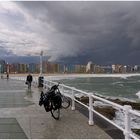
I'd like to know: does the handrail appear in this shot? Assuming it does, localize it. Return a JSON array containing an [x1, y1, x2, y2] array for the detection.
[[10, 76, 140, 139], [92, 108, 124, 131], [43, 79, 140, 139], [91, 94, 124, 110]]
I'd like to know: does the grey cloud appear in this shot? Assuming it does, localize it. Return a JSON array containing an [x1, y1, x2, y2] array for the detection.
[[1, 1, 140, 64], [0, 46, 14, 57]]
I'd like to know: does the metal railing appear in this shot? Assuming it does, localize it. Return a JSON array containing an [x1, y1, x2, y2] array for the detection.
[[43, 79, 140, 139], [11, 76, 140, 139]]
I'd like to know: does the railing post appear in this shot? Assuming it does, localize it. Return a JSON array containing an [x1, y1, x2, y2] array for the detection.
[[61, 85, 64, 94], [123, 105, 132, 139], [36, 78, 38, 86], [49, 82, 51, 88], [71, 88, 75, 110], [47, 81, 49, 89], [88, 93, 94, 125], [35, 78, 37, 86]]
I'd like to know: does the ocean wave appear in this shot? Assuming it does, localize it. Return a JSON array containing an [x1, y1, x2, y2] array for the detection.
[[113, 110, 140, 129], [93, 92, 136, 102], [44, 76, 76, 81], [42, 73, 140, 80], [136, 91, 140, 99], [120, 76, 127, 79], [112, 81, 122, 85], [12, 73, 140, 81], [46, 73, 140, 79], [93, 101, 112, 107], [118, 84, 124, 87], [112, 81, 124, 87]]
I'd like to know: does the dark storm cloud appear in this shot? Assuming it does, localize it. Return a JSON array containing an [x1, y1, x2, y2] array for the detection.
[[1, 1, 140, 64], [0, 45, 13, 56]]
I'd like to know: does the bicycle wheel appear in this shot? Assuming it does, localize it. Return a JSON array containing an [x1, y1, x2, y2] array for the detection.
[[61, 96, 70, 109], [51, 107, 60, 120], [50, 101, 60, 120]]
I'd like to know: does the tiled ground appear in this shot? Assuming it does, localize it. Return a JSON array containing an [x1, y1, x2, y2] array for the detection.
[[0, 79, 33, 138], [0, 118, 27, 139], [0, 78, 112, 139], [0, 79, 33, 108]]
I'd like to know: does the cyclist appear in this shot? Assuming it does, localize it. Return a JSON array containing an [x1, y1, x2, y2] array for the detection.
[[26, 73, 33, 89]]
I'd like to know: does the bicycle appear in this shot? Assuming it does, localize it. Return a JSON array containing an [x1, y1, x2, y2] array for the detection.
[[39, 83, 70, 120]]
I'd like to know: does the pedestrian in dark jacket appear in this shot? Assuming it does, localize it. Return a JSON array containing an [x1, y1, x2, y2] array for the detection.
[[26, 73, 33, 89], [6, 72, 9, 80]]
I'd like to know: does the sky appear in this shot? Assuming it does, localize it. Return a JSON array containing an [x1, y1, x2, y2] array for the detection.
[[0, 1, 140, 65]]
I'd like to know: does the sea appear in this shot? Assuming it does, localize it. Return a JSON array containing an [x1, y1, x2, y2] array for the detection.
[[46, 74, 140, 102]]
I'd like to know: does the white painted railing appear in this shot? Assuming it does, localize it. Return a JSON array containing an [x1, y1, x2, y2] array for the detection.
[[43, 79, 140, 139], [11, 76, 140, 139]]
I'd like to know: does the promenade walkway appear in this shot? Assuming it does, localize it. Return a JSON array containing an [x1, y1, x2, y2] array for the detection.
[[0, 78, 111, 139]]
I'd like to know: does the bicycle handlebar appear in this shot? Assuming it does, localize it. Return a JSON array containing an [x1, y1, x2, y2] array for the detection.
[[50, 82, 60, 91]]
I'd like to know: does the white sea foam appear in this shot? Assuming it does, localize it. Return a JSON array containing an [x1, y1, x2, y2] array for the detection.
[[44, 73, 140, 80], [93, 100, 140, 130], [136, 91, 140, 99], [93, 98, 140, 130], [120, 76, 128, 79], [112, 81, 124, 87], [93, 101, 112, 107], [13, 73, 140, 81], [118, 84, 124, 87], [93, 92, 136, 102], [113, 110, 140, 129], [112, 81, 122, 85]]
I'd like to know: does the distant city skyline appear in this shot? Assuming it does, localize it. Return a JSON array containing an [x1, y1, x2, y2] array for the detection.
[[1, 1, 140, 65], [1, 58, 140, 74]]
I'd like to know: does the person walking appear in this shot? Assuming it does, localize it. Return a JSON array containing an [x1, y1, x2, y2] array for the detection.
[[6, 72, 9, 80], [26, 73, 33, 89]]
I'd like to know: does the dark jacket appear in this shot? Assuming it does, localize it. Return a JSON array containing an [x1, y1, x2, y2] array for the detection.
[[26, 74, 33, 83]]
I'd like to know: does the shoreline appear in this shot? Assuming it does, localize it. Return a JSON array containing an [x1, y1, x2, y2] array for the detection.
[[8, 73, 140, 77]]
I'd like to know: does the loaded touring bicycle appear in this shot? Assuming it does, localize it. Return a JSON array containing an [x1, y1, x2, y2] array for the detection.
[[39, 83, 70, 120]]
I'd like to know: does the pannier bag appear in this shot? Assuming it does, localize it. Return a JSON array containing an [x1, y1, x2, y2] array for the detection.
[[39, 92, 51, 112], [53, 94, 62, 109]]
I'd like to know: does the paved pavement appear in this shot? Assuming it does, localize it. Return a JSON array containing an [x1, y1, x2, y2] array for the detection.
[[0, 78, 112, 139]]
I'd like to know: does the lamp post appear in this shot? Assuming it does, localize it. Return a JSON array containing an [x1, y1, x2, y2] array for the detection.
[[6, 62, 9, 79], [40, 51, 43, 76], [0, 64, 1, 79], [38, 51, 44, 87], [0, 64, 3, 79]]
